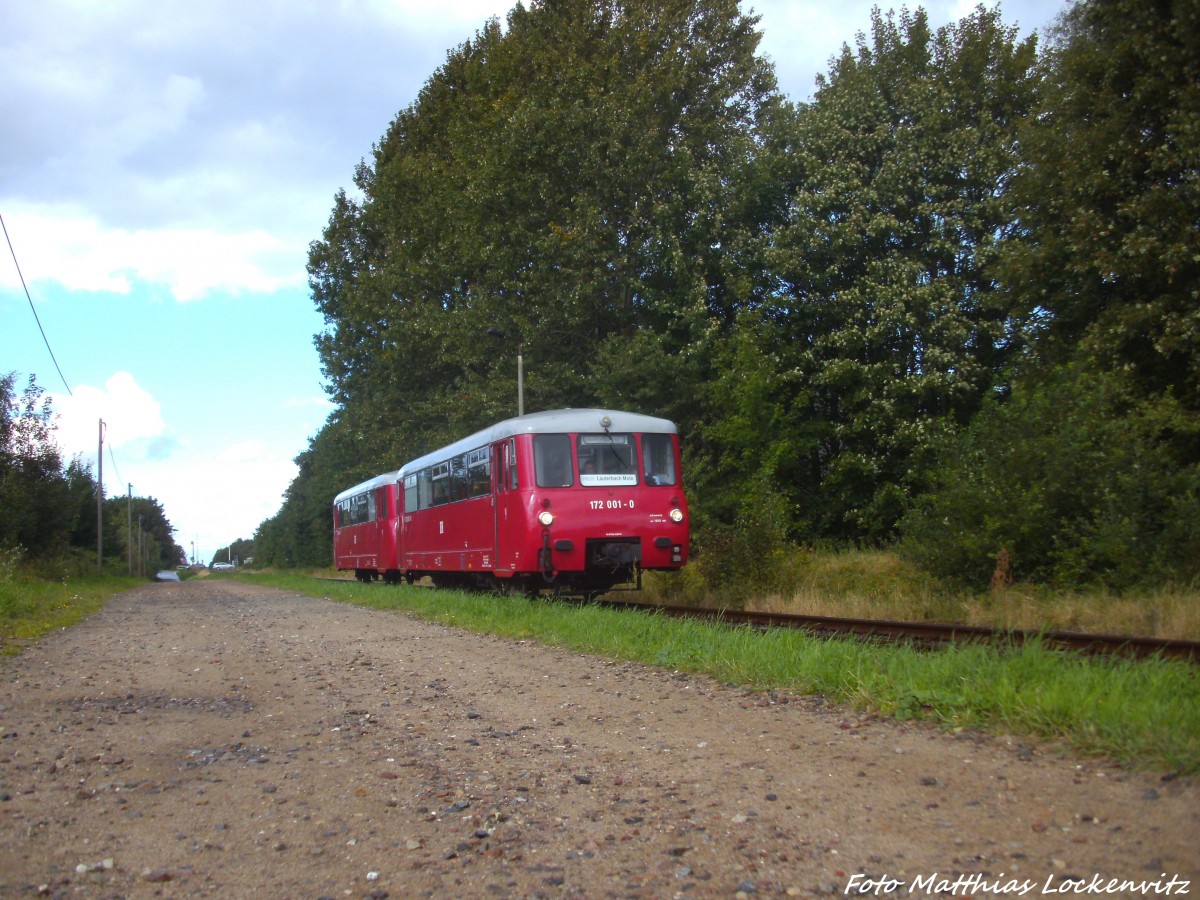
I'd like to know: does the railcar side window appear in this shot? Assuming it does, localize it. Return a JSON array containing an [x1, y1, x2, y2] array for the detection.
[[468, 448, 490, 498], [641, 433, 677, 486], [417, 469, 433, 510], [344, 491, 373, 525], [509, 438, 519, 490], [449, 455, 469, 503], [431, 462, 450, 506], [578, 434, 637, 486], [534, 434, 573, 488], [404, 475, 417, 512]]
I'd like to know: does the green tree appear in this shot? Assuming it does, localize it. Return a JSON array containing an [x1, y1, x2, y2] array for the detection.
[[253, 417, 359, 568], [901, 0, 1200, 591], [66, 457, 105, 554], [116, 495, 184, 572], [1002, 0, 1200, 408], [210, 537, 254, 569], [0, 372, 72, 556], [266, 0, 781, 566], [311, 0, 776, 450], [900, 362, 1200, 589], [702, 6, 1039, 541], [1, 372, 185, 573]]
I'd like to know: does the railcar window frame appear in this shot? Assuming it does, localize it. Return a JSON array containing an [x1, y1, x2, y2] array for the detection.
[[468, 447, 490, 498], [404, 474, 418, 513], [640, 433, 677, 486], [533, 434, 574, 488], [449, 454, 469, 503], [577, 433, 637, 487], [408, 444, 494, 511], [431, 461, 451, 506]]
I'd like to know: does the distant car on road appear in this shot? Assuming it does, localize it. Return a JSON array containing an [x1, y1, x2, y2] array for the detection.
[[211, 562, 235, 571]]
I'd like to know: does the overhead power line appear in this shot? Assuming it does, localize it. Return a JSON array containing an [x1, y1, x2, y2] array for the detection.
[[1, 210, 125, 490], [1, 210, 73, 396]]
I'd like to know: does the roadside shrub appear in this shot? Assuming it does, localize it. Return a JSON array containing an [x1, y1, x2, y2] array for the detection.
[[0, 545, 23, 583], [647, 479, 795, 609], [900, 363, 1200, 591]]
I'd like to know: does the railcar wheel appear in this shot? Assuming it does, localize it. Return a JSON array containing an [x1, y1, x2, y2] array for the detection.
[[510, 577, 538, 599]]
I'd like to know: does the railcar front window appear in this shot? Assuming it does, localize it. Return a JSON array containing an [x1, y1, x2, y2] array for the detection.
[[641, 433, 677, 486], [578, 434, 637, 486], [534, 434, 574, 488]]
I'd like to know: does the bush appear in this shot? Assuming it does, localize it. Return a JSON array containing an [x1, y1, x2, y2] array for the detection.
[[899, 362, 1200, 591], [646, 479, 796, 609]]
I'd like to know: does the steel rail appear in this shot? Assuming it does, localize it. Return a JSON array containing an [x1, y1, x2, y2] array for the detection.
[[312, 576, 1198, 662], [591, 599, 1200, 663]]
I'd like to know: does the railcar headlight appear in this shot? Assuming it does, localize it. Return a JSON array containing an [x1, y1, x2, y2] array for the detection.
[[669, 508, 684, 523], [538, 510, 555, 527]]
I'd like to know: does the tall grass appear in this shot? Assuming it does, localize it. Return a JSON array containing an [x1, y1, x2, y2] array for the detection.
[[0, 571, 143, 653], [642, 548, 1200, 640], [250, 572, 1200, 774]]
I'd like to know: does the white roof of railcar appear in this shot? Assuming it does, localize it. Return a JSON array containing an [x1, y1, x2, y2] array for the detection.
[[333, 469, 402, 505], [397, 408, 677, 479], [333, 409, 678, 503]]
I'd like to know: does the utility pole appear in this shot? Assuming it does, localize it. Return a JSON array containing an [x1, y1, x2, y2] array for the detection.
[[97, 419, 104, 574], [127, 483, 133, 576], [486, 328, 525, 417]]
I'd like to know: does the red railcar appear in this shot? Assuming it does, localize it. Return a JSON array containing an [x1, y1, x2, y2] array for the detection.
[[332, 471, 402, 582], [333, 409, 689, 595]]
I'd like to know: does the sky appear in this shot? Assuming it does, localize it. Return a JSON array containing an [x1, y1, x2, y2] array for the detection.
[[1, 0, 1066, 566]]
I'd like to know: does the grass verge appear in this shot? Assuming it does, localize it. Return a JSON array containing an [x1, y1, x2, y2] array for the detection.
[[644, 548, 1200, 640], [247, 572, 1200, 774], [0, 573, 144, 654]]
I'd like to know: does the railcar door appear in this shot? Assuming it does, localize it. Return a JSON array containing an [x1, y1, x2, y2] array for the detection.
[[491, 439, 519, 577], [375, 485, 394, 570]]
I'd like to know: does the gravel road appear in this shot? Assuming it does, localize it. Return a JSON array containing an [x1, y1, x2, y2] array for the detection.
[[1, 579, 1195, 898]]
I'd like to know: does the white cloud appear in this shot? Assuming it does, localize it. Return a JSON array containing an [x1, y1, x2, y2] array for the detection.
[[218, 440, 274, 465], [285, 394, 335, 410], [368, 0, 510, 28], [50, 371, 166, 460], [47, 372, 301, 557], [159, 440, 300, 554], [1, 1, 516, 302], [0, 204, 303, 300]]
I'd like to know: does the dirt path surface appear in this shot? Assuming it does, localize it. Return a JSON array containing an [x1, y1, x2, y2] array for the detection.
[[0, 580, 1195, 899]]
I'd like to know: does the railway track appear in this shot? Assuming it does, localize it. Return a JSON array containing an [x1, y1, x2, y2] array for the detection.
[[594, 598, 1200, 663], [313, 576, 1199, 662]]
